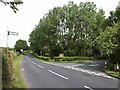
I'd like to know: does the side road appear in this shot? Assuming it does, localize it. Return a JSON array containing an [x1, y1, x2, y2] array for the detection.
[[20, 55, 119, 89]]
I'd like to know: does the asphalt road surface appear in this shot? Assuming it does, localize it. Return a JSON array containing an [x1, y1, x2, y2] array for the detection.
[[20, 55, 119, 89]]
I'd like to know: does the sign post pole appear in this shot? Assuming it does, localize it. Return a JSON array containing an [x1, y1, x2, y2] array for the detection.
[[7, 30, 9, 54]]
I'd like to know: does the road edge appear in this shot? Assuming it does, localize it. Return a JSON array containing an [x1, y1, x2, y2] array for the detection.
[[104, 69, 120, 79]]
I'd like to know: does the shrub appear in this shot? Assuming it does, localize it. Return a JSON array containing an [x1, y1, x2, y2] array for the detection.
[[107, 62, 114, 70], [38, 56, 49, 61], [53, 56, 94, 62], [2, 49, 14, 88]]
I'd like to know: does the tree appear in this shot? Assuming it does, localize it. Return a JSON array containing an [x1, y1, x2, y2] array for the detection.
[[14, 39, 29, 53], [0, 0, 23, 13], [29, 1, 105, 58], [109, 7, 120, 64], [95, 25, 118, 58]]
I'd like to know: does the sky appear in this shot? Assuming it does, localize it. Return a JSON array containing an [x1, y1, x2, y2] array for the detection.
[[0, 0, 120, 48]]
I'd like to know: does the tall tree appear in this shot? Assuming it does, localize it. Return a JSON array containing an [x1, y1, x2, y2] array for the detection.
[[29, 1, 105, 58], [109, 7, 120, 64], [14, 39, 29, 53]]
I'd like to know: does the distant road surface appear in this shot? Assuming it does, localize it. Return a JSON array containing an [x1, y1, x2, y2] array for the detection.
[[20, 55, 119, 89]]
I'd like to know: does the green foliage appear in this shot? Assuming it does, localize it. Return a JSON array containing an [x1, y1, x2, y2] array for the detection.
[[95, 26, 118, 57], [105, 69, 120, 78], [29, 1, 105, 58], [29, 1, 120, 66], [53, 56, 94, 61], [2, 49, 26, 89], [37, 55, 94, 62], [2, 49, 14, 88], [12, 55, 26, 88], [109, 21, 120, 64], [14, 39, 29, 53], [38, 56, 50, 61], [114, 7, 120, 20]]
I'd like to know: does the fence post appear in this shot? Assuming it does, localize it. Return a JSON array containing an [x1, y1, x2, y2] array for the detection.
[[117, 63, 119, 73], [105, 61, 107, 69]]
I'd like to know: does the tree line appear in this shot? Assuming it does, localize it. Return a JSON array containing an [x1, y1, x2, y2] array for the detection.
[[29, 1, 120, 64]]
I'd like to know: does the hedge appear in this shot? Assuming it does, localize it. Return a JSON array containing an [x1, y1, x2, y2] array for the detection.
[[37, 55, 94, 61], [2, 49, 14, 88]]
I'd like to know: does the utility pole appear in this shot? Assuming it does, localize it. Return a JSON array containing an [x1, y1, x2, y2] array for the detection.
[[7, 27, 9, 54], [6, 26, 18, 54]]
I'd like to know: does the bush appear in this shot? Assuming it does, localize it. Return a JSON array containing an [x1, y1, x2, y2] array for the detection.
[[2, 50, 14, 88], [109, 45, 120, 64], [38, 56, 49, 61], [53, 56, 94, 62], [107, 62, 114, 70]]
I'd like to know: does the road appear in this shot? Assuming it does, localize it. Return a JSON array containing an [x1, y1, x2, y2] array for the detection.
[[20, 55, 119, 89]]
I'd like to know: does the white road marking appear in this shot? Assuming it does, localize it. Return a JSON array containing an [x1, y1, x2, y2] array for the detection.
[[89, 71, 96, 74], [84, 86, 94, 90], [21, 69, 24, 71], [84, 70, 89, 73], [74, 68, 79, 71], [31, 62, 34, 64], [64, 66, 68, 68], [89, 64, 99, 67], [27, 56, 115, 79], [102, 75, 113, 79], [64, 66, 115, 79], [48, 70, 68, 80], [78, 69, 82, 71], [80, 69, 86, 72], [98, 73, 106, 76], [27, 56, 45, 69], [71, 67, 75, 70], [37, 64, 44, 68], [31, 61, 36, 65], [67, 66, 70, 68], [94, 72, 101, 76], [27, 57, 34, 62], [27, 57, 31, 61], [33, 62, 36, 64]]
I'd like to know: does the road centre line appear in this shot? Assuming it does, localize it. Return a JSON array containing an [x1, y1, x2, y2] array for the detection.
[[48, 70, 68, 80], [27, 56, 31, 60], [27, 56, 36, 64], [27, 57, 114, 79], [37, 64, 44, 68], [27, 57, 44, 68], [84, 85, 94, 90], [32, 62, 36, 64]]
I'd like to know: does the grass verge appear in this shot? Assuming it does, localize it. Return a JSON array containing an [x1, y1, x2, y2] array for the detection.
[[12, 55, 26, 88], [105, 69, 120, 79]]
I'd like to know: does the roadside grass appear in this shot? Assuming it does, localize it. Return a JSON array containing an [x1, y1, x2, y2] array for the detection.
[[105, 69, 120, 78], [12, 55, 26, 88]]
